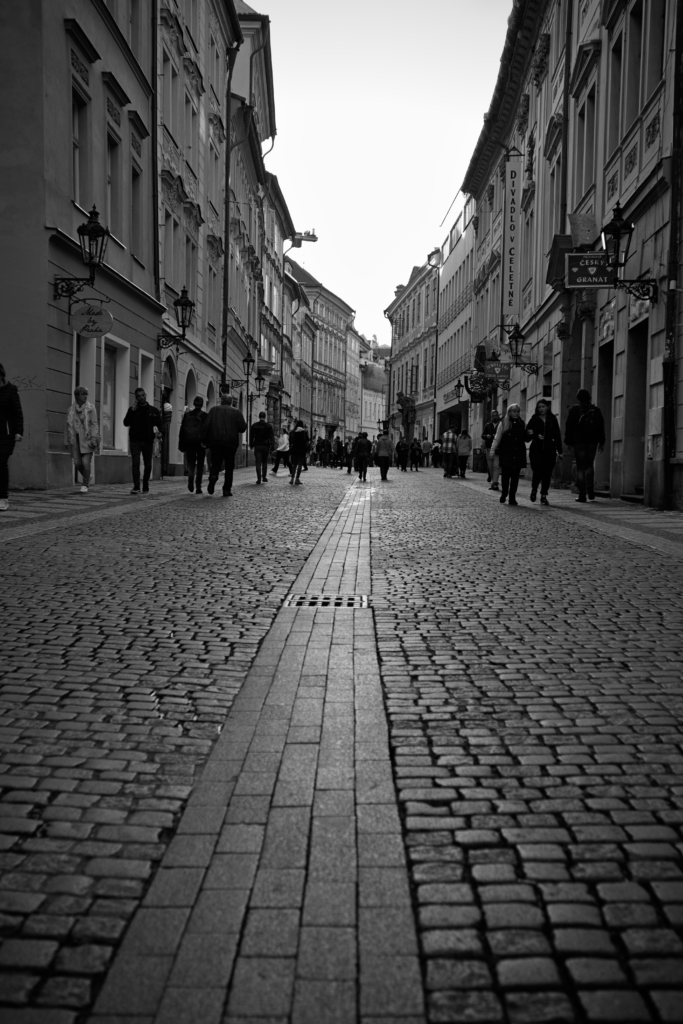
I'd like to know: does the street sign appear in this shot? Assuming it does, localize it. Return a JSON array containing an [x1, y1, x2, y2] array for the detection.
[[484, 361, 511, 378], [71, 304, 114, 336], [565, 252, 613, 288]]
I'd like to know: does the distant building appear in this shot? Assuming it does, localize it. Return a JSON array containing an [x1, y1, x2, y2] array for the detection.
[[384, 264, 438, 442]]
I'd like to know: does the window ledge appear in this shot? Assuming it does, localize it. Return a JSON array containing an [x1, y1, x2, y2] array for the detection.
[[132, 254, 145, 269], [108, 233, 127, 251]]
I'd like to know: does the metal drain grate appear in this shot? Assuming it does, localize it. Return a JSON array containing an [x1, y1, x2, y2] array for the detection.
[[284, 594, 369, 608]]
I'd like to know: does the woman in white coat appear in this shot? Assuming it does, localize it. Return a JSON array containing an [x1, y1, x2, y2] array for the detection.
[[65, 386, 100, 492]]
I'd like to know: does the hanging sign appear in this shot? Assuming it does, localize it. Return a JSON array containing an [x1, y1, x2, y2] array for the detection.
[[71, 304, 114, 337], [565, 252, 612, 288], [484, 360, 512, 378], [502, 155, 523, 319]]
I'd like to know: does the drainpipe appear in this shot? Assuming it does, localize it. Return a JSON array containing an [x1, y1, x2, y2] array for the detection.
[[663, 0, 683, 508], [151, 1, 160, 305], [220, 44, 241, 389]]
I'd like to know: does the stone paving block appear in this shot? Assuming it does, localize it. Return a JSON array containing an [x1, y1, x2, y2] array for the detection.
[[163, 834, 217, 867], [186, 888, 249, 934], [504, 991, 575, 1023], [260, 807, 311, 869], [216, 824, 265, 854], [154, 986, 225, 1024], [227, 956, 296, 1017], [309, 816, 356, 882], [579, 989, 652, 1021], [360, 956, 424, 1016], [142, 868, 204, 907], [496, 956, 561, 988], [291, 979, 356, 1024], [117, 907, 189, 955], [93, 955, 173, 1015], [168, 931, 239, 988], [297, 926, 356, 979], [302, 881, 356, 926], [241, 908, 301, 957], [251, 868, 306, 908], [428, 990, 503, 1022]]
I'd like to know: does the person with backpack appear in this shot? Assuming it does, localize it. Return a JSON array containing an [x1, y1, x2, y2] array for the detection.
[[564, 388, 606, 503], [201, 392, 247, 497], [249, 410, 275, 484], [178, 396, 208, 494]]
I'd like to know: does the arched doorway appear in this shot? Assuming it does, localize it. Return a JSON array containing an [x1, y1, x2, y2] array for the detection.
[[185, 368, 197, 408], [206, 380, 215, 410]]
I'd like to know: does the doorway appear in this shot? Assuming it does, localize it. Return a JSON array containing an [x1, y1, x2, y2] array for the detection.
[[595, 340, 613, 492], [623, 321, 648, 495]]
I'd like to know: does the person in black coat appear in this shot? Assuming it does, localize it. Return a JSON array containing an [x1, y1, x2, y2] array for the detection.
[[490, 403, 527, 505], [564, 388, 606, 502], [526, 400, 562, 505], [355, 432, 372, 482], [0, 363, 24, 511], [288, 420, 310, 485]]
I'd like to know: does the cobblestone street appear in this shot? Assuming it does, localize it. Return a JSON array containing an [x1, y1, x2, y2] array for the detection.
[[1, 466, 682, 1024]]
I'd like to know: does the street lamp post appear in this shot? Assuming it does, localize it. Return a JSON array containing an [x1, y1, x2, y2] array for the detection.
[[157, 286, 196, 352], [427, 248, 441, 440], [53, 206, 111, 316], [223, 352, 265, 467]]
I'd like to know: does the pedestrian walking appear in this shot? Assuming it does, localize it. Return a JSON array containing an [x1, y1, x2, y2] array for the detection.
[[456, 429, 473, 478], [178, 396, 208, 494], [355, 432, 371, 481], [564, 388, 605, 503], [288, 419, 309, 485], [272, 429, 290, 475], [431, 441, 441, 468], [123, 387, 163, 494], [0, 363, 24, 512], [250, 410, 274, 484], [344, 437, 354, 474], [421, 437, 433, 467], [201, 392, 247, 497], [490, 403, 527, 505], [375, 431, 394, 481], [526, 400, 562, 505], [396, 436, 409, 472], [409, 438, 421, 471], [64, 386, 100, 493], [482, 410, 501, 489], [440, 426, 458, 478]]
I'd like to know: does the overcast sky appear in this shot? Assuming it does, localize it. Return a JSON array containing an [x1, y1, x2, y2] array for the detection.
[[254, 0, 512, 343]]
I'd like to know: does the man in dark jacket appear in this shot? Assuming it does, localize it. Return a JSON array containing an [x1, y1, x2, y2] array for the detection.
[[201, 392, 247, 496], [564, 388, 606, 503], [0, 363, 24, 511], [179, 396, 208, 494], [123, 388, 164, 494], [250, 411, 274, 484], [396, 436, 409, 472]]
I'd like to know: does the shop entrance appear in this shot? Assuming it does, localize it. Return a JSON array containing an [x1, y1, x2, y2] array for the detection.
[[595, 340, 613, 492], [623, 320, 648, 496]]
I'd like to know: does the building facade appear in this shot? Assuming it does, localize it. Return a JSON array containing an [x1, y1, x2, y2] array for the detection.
[[384, 263, 438, 443], [345, 322, 364, 437], [1, 0, 168, 488], [460, 0, 682, 508], [157, 0, 243, 474]]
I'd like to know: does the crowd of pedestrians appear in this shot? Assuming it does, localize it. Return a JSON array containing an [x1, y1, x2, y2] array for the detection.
[[0, 360, 607, 508]]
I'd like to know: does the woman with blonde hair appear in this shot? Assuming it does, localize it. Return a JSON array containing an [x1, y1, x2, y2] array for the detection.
[[65, 386, 100, 493], [490, 403, 527, 505]]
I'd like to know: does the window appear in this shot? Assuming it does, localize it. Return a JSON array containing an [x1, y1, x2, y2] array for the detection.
[[162, 51, 180, 139], [207, 265, 218, 328], [208, 141, 221, 210], [417, 293, 422, 323], [185, 235, 196, 299], [102, 343, 118, 448], [575, 87, 596, 201], [128, 0, 142, 60], [625, 1, 643, 128], [184, 0, 198, 41], [608, 35, 623, 154], [72, 90, 88, 206], [131, 164, 142, 257], [210, 35, 221, 95], [184, 93, 198, 169], [646, 0, 665, 99], [164, 210, 180, 289], [106, 134, 121, 237]]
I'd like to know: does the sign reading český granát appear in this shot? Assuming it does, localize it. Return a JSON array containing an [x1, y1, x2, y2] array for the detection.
[[502, 155, 523, 319], [565, 252, 612, 288]]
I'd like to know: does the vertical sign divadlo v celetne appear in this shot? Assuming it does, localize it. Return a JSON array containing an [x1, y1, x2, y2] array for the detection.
[[503, 155, 523, 322]]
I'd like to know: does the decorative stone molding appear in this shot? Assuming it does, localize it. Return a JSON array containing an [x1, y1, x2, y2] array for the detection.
[[128, 110, 150, 140], [161, 171, 188, 215], [161, 128, 182, 179], [183, 201, 203, 242], [71, 50, 89, 85], [160, 5, 184, 58], [578, 296, 597, 321], [645, 112, 660, 150], [599, 302, 615, 340], [209, 112, 226, 144], [102, 71, 130, 107], [184, 165, 198, 203], [607, 170, 619, 199], [624, 143, 638, 178], [65, 19, 100, 63], [531, 34, 550, 89], [544, 115, 563, 161], [207, 208, 221, 239], [183, 56, 205, 100], [580, 0, 590, 23], [472, 215, 479, 234], [555, 319, 571, 340], [106, 97, 121, 127], [521, 181, 536, 213], [206, 235, 224, 266], [516, 94, 530, 137], [486, 183, 495, 209], [526, 130, 536, 180], [570, 39, 601, 97], [131, 133, 141, 157]]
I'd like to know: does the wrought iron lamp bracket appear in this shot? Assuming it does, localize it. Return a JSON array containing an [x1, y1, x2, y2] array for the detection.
[[157, 332, 183, 351], [615, 279, 658, 303], [54, 275, 96, 320]]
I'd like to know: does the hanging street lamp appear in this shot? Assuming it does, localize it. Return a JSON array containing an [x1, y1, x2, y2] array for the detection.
[[53, 206, 111, 315], [601, 201, 658, 303], [157, 286, 196, 351]]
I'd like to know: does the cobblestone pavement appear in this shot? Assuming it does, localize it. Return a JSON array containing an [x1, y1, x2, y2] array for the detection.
[[0, 466, 682, 1024]]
